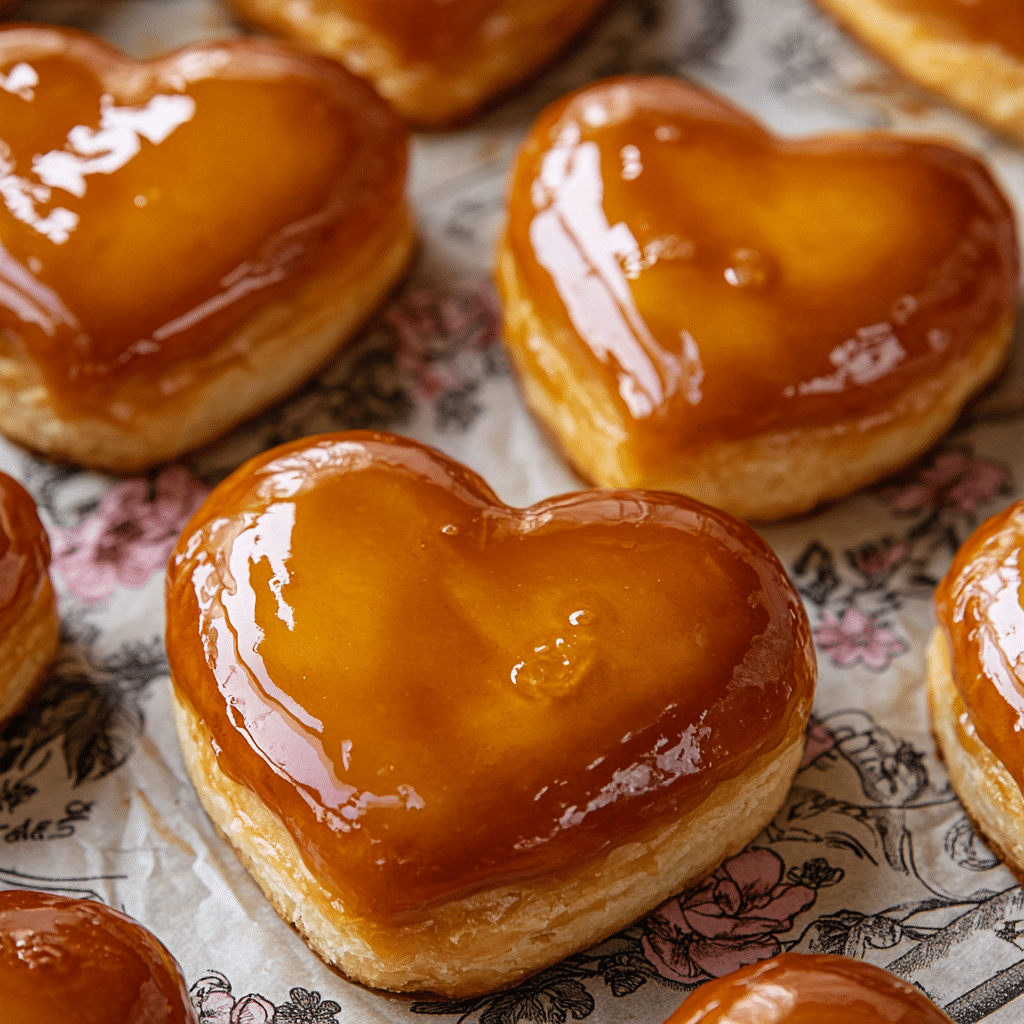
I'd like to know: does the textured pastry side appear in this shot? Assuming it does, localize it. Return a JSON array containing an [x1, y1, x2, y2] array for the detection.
[[498, 247, 1013, 521], [927, 629, 1024, 879], [221, 0, 607, 127], [0, 203, 414, 472], [816, 0, 1024, 143], [172, 690, 806, 998]]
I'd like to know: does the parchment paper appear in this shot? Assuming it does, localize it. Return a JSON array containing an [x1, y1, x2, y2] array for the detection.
[[4, 1, 1024, 1021]]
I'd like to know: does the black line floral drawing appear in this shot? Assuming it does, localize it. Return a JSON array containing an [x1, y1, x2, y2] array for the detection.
[[190, 972, 342, 1024], [792, 447, 1012, 672]]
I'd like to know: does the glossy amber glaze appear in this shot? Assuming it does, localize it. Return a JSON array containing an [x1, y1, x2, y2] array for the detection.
[[321, 0, 500, 62], [502, 77, 1017, 471], [0, 889, 196, 1024], [893, 0, 1024, 59], [166, 430, 815, 921], [935, 499, 1024, 794], [0, 470, 50, 633], [0, 26, 406, 422], [666, 953, 952, 1024]]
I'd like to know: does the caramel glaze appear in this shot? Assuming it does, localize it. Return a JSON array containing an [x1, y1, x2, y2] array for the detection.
[[892, 0, 1024, 60], [320, 0, 597, 66], [502, 77, 1018, 473], [935, 499, 1024, 796], [666, 953, 952, 1024], [0, 889, 196, 1024], [166, 431, 815, 923], [0, 470, 50, 634], [0, 26, 406, 423]]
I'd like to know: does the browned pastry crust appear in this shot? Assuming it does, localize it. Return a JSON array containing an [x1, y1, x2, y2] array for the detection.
[[221, 0, 608, 127], [0, 204, 414, 473], [926, 629, 1024, 877], [817, 0, 1024, 142], [498, 243, 1014, 522], [172, 688, 807, 998]]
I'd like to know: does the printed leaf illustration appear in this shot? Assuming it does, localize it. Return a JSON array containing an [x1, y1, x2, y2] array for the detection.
[[792, 541, 839, 606]]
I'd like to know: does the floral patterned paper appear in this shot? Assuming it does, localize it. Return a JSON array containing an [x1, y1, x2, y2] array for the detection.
[[3, 0, 1024, 1022]]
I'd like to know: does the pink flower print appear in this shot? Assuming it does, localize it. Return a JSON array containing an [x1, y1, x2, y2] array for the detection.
[[800, 719, 836, 768], [641, 848, 816, 983], [883, 451, 1008, 516], [387, 282, 499, 398], [230, 994, 276, 1024], [191, 973, 235, 1022], [814, 608, 907, 670], [191, 973, 276, 1024], [53, 465, 207, 604], [851, 538, 910, 581]]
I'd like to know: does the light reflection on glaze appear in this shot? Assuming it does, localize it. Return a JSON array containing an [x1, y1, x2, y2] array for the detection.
[[0, 29, 406, 422], [166, 431, 815, 921], [0, 890, 196, 1024], [666, 952, 953, 1024], [2, 92, 196, 244], [186, 505, 424, 831], [936, 500, 1024, 793], [505, 77, 1018, 468]]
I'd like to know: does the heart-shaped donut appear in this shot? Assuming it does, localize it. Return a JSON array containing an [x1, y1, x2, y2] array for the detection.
[[0, 470, 58, 726], [665, 952, 954, 1024], [222, 0, 608, 127], [929, 499, 1024, 881], [0, 890, 196, 1023], [497, 77, 1018, 521], [818, 0, 1024, 143], [166, 430, 815, 997], [0, 26, 412, 471]]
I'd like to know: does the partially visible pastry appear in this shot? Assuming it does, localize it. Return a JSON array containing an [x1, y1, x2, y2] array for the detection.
[[496, 77, 1018, 521], [221, 0, 608, 127], [0, 889, 196, 1023], [929, 498, 1024, 877], [166, 430, 816, 997], [665, 953, 953, 1023], [817, 0, 1024, 143], [0, 471, 57, 726], [0, 26, 413, 472]]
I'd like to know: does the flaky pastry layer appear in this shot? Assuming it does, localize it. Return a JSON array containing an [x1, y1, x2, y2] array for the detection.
[[223, 0, 606, 127], [0, 203, 414, 474], [497, 244, 1014, 522], [172, 685, 807, 998], [927, 629, 1024, 878], [817, 0, 1024, 142], [0, 575, 58, 726]]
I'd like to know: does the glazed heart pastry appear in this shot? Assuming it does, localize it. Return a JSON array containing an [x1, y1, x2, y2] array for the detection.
[[818, 0, 1024, 143], [665, 952, 954, 1024], [496, 77, 1019, 521], [0, 469, 58, 726], [0, 26, 412, 471], [929, 498, 1024, 881], [1, 889, 197, 1023], [166, 430, 815, 997], [222, 0, 608, 127]]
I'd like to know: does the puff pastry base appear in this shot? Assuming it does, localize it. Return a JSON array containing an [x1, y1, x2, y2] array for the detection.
[[927, 629, 1024, 879], [0, 204, 414, 474], [173, 688, 806, 998], [223, 0, 607, 127], [498, 240, 1014, 522], [817, 0, 1024, 142]]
